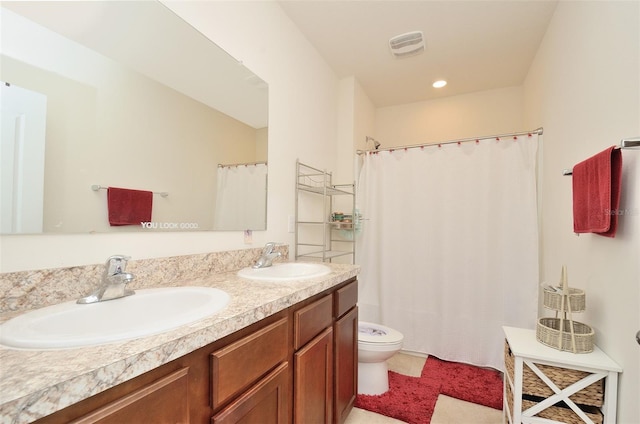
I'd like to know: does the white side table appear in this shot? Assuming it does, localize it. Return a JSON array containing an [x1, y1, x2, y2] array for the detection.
[[503, 326, 622, 424]]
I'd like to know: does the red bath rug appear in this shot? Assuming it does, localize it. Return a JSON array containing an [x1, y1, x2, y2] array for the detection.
[[355, 356, 503, 424]]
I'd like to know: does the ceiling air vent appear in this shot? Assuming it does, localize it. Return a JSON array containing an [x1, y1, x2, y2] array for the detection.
[[389, 31, 425, 58]]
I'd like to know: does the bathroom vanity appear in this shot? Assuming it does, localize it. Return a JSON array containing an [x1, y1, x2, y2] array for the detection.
[[0, 260, 359, 424]]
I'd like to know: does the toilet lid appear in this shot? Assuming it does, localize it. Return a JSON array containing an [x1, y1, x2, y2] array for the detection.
[[358, 322, 404, 344]]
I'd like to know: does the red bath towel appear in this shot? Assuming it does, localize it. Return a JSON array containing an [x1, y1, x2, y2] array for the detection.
[[107, 187, 153, 226], [572, 146, 622, 237]]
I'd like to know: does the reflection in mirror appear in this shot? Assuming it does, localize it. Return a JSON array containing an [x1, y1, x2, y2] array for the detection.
[[214, 162, 267, 231], [0, 1, 268, 234]]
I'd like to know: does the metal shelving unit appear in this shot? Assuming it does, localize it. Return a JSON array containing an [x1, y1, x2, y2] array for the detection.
[[295, 160, 355, 263]]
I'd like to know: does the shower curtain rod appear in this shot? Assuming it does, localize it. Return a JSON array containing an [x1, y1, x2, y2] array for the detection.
[[356, 127, 543, 155], [217, 161, 267, 168]]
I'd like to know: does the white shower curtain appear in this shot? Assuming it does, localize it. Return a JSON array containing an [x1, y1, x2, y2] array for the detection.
[[213, 163, 267, 230], [356, 134, 540, 370]]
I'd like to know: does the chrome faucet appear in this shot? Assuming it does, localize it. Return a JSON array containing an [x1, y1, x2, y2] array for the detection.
[[252, 242, 282, 269], [77, 255, 135, 304]]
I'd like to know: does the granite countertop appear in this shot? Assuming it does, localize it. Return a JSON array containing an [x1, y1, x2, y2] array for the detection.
[[0, 263, 360, 424]]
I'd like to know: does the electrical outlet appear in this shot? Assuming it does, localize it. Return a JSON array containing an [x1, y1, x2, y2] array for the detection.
[[288, 215, 295, 233]]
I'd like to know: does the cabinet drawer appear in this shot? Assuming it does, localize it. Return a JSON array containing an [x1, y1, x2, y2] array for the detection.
[[334, 280, 357, 318], [71, 368, 189, 424], [294, 294, 333, 350], [211, 318, 288, 408]]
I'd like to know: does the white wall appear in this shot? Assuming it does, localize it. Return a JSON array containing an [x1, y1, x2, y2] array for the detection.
[[0, 1, 340, 271], [331, 77, 376, 263], [352, 78, 377, 157], [523, 2, 639, 422], [375, 86, 524, 147], [337, 77, 356, 184], [337, 77, 376, 182]]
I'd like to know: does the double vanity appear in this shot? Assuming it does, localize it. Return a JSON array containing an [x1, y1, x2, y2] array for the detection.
[[0, 250, 360, 423]]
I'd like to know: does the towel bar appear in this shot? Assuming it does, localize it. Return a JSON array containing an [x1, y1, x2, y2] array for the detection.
[[562, 136, 639, 176], [91, 185, 168, 197], [621, 137, 640, 149]]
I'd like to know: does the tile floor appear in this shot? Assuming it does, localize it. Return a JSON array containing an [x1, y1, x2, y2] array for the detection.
[[345, 352, 504, 424]]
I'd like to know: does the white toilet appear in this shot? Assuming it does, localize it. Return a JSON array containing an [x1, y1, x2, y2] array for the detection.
[[357, 321, 404, 395]]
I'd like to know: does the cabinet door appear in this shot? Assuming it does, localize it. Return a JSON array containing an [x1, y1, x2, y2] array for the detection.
[[212, 362, 290, 424], [334, 306, 358, 424], [294, 327, 333, 424], [70, 368, 189, 424]]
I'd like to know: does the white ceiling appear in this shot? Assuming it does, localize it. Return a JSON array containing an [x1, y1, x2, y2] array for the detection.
[[279, 0, 558, 107]]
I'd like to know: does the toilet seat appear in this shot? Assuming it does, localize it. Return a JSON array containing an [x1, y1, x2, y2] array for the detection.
[[358, 321, 404, 345]]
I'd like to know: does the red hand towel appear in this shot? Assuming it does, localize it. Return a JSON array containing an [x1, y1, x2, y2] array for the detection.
[[107, 187, 153, 226], [572, 146, 622, 237]]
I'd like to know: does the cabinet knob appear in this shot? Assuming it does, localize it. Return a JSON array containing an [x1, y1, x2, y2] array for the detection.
[[636, 330, 640, 345]]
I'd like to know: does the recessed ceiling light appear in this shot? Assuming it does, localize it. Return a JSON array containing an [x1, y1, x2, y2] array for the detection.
[[433, 80, 447, 88]]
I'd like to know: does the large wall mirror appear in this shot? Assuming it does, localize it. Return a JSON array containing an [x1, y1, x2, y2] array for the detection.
[[0, 1, 268, 234]]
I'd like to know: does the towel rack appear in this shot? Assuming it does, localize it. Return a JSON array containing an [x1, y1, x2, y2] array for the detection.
[[562, 136, 639, 176], [91, 185, 168, 197]]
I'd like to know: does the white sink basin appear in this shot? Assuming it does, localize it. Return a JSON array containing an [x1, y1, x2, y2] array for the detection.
[[237, 262, 331, 281], [0, 286, 230, 350]]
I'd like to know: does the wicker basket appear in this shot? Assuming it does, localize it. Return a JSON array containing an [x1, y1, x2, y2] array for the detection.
[[537, 317, 594, 353], [506, 380, 603, 424], [504, 341, 604, 407], [542, 285, 586, 312]]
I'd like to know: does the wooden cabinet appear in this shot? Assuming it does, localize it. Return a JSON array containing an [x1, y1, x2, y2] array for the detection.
[[291, 280, 358, 424], [333, 281, 358, 424], [34, 310, 289, 424], [33, 278, 358, 424]]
